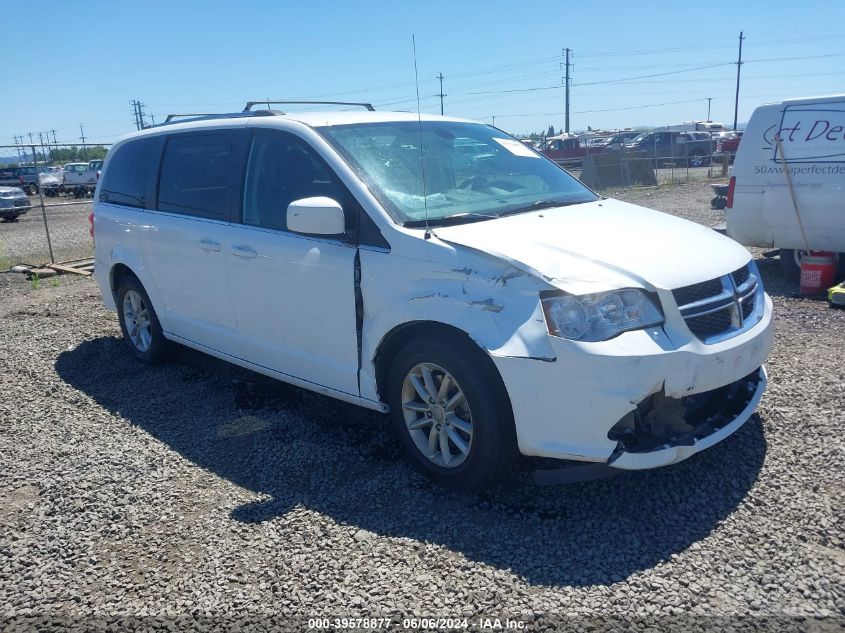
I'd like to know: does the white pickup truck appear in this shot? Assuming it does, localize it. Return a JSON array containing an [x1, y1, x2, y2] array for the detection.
[[43, 160, 104, 197]]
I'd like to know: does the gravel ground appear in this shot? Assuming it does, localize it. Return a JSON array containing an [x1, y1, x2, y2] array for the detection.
[[0, 195, 93, 268], [1, 185, 843, 632]]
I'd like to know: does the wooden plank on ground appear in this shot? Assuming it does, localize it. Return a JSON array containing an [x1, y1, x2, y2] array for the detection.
[[48, 263, 92, 276]]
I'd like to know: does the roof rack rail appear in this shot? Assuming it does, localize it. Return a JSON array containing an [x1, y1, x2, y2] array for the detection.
[[242, 100, 375, 112], [160, 111, 279, 125], [163, 113, 218, 123]]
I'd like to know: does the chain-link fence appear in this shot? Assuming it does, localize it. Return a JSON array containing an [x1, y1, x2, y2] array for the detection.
[[0, 143, 111, 269], [555, 151, 732, 189]]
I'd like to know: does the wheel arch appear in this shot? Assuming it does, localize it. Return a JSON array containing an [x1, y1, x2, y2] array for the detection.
[[373, 320, 512, 417], [105, 253, 169, 332], [109, 262, 135, 298]]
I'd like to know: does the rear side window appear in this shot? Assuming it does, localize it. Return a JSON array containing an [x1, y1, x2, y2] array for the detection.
[[99, 137, 163, 209], [158, 132, 244, 220]]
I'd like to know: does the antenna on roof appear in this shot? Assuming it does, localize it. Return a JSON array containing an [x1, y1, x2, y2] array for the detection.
[[412, 34, 430, 239]]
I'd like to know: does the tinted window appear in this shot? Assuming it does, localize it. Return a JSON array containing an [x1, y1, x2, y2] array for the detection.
[[99, 137, 163, 209], [242, 131, 351, 232], [158, 132, 243, 220]]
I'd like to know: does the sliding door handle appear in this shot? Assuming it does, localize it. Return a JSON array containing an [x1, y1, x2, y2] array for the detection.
[[198, 238, 221, 252], [231, 245, 257, 259]]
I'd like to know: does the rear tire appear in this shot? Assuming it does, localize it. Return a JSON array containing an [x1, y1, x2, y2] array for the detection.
[[116, 275, 170, 364], [26, 183, 38, 195], [386, 334, 515, 490]]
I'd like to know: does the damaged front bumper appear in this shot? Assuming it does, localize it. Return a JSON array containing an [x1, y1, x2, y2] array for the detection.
[[606, 367, 765, 469], [492, 293, 773, 469]]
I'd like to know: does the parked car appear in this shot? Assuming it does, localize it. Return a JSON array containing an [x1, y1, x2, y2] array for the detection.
[[540, 135, 604, 165], [727, 94, 845, 278], [0, 186, 32, 222], [602, 131, 641, 151], [93, 106, 773, 488], [622, 131, 715, 167], [714, 131, 743, 163], [0, 165, 47, 195], [63, 162, 99, 197]]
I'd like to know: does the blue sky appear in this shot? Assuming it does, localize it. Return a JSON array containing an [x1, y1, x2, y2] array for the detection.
[[3, 0, 844, 146]]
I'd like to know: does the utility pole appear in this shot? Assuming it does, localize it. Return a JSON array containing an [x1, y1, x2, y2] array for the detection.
[[562, 48, 572, 133], [138, 102, 147, 129], [707, 97, 712, 121], [436, 73, 446, 115], [27, 133, 35, 163], [733, 31, 744, 131], [131, 100, 147, 130], [38, 132, 46, 163], [13, 136, 22, 163], [79, 124, 88, 160], [492, 115, 496, 127], [150, 113, 156, 126]]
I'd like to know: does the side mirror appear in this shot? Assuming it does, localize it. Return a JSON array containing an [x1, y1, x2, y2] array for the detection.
[[287, 197, 345, 236]]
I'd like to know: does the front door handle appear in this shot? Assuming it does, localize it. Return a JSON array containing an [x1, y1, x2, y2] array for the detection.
[[199, 238, 221, 252], [231, 245, 257, 259]]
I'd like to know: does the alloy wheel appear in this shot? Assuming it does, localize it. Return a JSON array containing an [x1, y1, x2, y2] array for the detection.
[[401, 363, 473, 468], [122, 290, 152, 352]]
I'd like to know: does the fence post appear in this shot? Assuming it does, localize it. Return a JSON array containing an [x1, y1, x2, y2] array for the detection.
[[31, 145, 55, 264]]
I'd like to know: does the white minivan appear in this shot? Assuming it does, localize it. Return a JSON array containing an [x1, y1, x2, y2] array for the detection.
[[727, 94, 845, 277], [93, 103, 774, 488]]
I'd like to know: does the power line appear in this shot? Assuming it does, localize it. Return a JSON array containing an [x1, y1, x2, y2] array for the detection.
[[489, 98, 704, 119]]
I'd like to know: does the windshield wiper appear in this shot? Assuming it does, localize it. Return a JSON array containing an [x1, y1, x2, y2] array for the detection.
[[403, 212, 498, 228], [495, 199, 586, 218]]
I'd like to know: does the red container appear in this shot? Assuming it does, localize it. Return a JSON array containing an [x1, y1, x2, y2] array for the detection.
[[799, 251, 837, 295]]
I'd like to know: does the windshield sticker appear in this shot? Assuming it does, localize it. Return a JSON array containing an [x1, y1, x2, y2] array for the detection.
[[493, 138, 540, 158]]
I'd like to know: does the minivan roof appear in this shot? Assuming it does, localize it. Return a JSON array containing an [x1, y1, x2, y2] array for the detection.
[[114, 110, 483, 144]]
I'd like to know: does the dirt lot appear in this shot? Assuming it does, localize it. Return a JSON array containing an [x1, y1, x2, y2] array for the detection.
[[1, 184, 843, 631]]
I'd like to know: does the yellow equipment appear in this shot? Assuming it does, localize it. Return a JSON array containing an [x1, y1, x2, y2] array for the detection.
[[829, 282, 845, 307]]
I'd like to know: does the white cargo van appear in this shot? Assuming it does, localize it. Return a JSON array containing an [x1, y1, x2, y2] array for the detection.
[[727, 94, 845, 277]]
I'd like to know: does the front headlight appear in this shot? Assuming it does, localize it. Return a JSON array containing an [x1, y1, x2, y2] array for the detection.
[[541, 289, 663, 342]]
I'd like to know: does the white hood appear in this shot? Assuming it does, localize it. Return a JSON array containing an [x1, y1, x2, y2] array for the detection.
[[433, 198, 751, 294]]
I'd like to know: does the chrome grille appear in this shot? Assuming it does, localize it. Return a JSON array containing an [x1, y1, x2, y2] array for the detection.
[[672, 262, 763, 344], [686, 309, 733, 340], [732, 265, 750, 287], [672, 278, 723, 307]]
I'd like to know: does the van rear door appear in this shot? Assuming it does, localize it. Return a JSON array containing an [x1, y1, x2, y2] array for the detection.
[[761, 97, 845, 252], [142, 129, 248, 352]]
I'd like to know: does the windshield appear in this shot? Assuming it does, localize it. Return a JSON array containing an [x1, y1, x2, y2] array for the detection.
[[630, 133, 649, 144], [317, 121, 597, 226]]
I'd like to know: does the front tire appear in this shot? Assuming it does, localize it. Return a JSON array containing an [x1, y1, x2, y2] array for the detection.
[[116, 275, 169, 364], [387, 335, 515, 490]]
